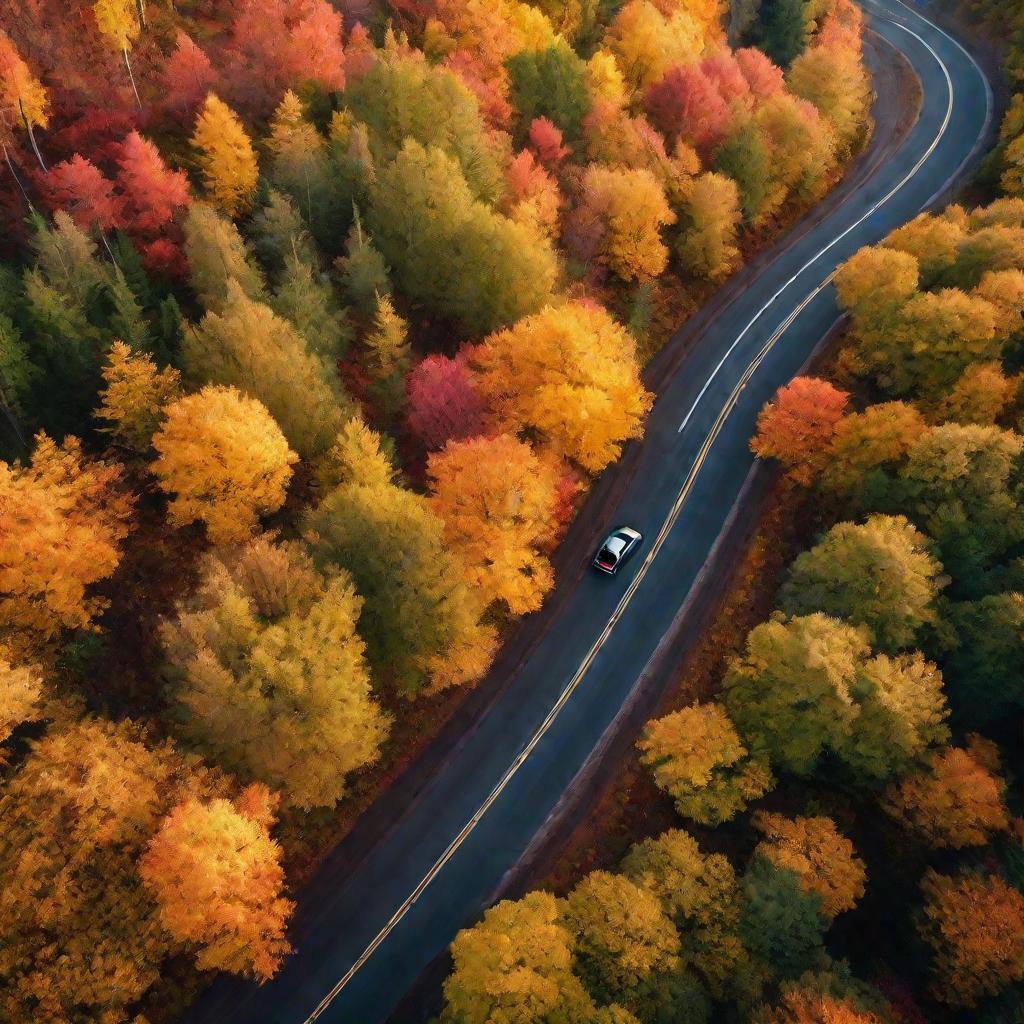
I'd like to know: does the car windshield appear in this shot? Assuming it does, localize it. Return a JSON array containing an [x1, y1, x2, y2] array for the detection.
[[599, 547, 618, 565]]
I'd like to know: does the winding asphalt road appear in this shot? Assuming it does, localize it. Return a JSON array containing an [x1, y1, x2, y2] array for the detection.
[[189, 3, 993, 1021]]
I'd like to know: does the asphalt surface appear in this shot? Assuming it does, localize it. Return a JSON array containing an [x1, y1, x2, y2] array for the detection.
[[188, 3, 993, 1022]]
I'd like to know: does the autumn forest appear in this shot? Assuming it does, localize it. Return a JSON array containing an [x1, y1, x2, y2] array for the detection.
[[0, 0, 1021, 1021]]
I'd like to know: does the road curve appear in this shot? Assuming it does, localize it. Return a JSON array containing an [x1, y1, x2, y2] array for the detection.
[[189, 4, 992, 1022]]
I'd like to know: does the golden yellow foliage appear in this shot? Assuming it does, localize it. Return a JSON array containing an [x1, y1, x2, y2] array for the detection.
[[822, 401, 927, 493], [752, 812, 866, 918], [580, 165, 676, 281], [0, 718, 225, 1023], [638, 702, 773, 825], [92, 0, 140, 51], [151, 385, 296, 544], [97, 341, 181, 450], [191, 93, 259, 217], [0, 30, 49, 136], [933, 361, 1016, 425], [443, 892, 597, 1023], [473, 301, 652, 473], [563, 870, 680, 995], [161, 534, 389, 809], [0, 647, 43, 747], [604, 0, 705, 90], [586, 49, 628, 107], [139, 786, 294, 980], [430, 0, 557, 76], [0, 432, 132, 639], [621, 828, 746, 991], [267, 89, 324, 165]]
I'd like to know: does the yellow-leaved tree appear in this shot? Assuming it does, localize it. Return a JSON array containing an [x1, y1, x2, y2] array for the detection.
[[97, 341, 182, 451], [578, 165, 676, 281], [363, 293, 411, 423], [562, 869, 680, 999], [0, 718, 226, 1023], [92, 0, 143, 108], [428, 433, 558, 615], [161, 534, 389, 809], [0, 432, 133, 640], [620, 828, 746, 994], [638, 702, 774, 825], [304, 419, 497, 694], [0, 647, 43, 748], [139, 785, 294, 980], [151, 385, 296, 544], [604, 0, 705, 90], [472, 301, 652, 473], [191, 93, 259, 217], [0, 30, 50, 170], [442, 891, 599, 1024]]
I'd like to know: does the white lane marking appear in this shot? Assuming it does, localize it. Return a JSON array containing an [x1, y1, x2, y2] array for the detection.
[[884, 0, 994, 207], [677, 12, 958, 434], [301, 6, 987, 1021]]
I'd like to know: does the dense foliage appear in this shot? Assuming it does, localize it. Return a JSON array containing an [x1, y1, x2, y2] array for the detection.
[[435, 4, 1024, 1020], [0, 0, 875, 1017]]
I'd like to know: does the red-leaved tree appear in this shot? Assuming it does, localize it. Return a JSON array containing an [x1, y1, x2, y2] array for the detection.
[[750, 376, 850, 485], [406, 354, 487, 451]]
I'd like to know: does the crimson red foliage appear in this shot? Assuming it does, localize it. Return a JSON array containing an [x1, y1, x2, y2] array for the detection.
[[36, 154, 121, 231], [406, 354, 487, 451], [158, 31, 219, 124], [227, 0, 346, 117], [644, 64, 731, 156], [113, 130, 190, 276], [344, 23, 377, 82]]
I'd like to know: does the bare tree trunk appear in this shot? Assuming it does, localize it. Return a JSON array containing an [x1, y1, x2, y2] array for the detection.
[[2, 141, 34, 211], [124, 48, 143, 111], [18, 99, 46, 171], [135, 0, 147, 28]]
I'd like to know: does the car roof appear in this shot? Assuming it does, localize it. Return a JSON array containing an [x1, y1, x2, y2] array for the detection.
[[604, 535, 628, 555], [612, 526, 641, 541]]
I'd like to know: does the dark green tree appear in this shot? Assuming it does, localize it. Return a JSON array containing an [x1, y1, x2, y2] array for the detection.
[[739, 857, 827, 982], [506, 42, 590, 140], [758, 0, 809, 66]]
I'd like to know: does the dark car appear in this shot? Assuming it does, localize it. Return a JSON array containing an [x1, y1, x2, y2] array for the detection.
[[592, 526, 643, 575]]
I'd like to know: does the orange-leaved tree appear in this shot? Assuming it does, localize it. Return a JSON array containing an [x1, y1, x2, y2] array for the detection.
[[881, 736, 1009, 848], [139, 785, 294, 980], [428, 433, 559, 615], [919, 868, 1024, 1007], [0, 29, 49, 170], [0, 432, 133, 640], [751, 812, 867, 918], [750, 377, 849, 485], [0, 647, 43, 748]]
